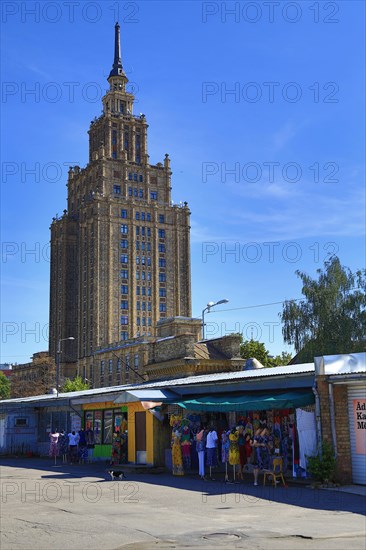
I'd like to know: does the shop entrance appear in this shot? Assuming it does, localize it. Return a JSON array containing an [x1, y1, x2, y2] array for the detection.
[[135, 411, 146, 464]]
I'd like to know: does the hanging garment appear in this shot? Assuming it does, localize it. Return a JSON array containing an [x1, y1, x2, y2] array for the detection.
[[229, 431, 240, 465], [171, 432, 184, 476], [296, 408, 317, 472]]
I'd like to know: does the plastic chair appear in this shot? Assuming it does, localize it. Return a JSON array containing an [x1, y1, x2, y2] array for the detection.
[[263, 457, 286, 487]]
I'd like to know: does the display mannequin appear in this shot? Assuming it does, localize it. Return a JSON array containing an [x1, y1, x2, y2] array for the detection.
[[49, 430, 60, 465], [206, 427, 218, 479], [229, 428, 240, 481], [59, 430, 69, 463], [86, 428, 95, 463], [221, 430, 230, 481], [237, 425, 245, 480], [196, 426, 207, 480], [181, 425, 192, 471], [171, 429, 184, 476]]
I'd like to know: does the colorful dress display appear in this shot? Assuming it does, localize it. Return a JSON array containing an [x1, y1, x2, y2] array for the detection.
[[181, 426, 192, 470], [221, 431, 230, 463], [111, 433, 122, 465], [229, 430, 240, 465], [171, 431, 184, 476], [58, 431, 69, 459], [49, 432, 59, 457]]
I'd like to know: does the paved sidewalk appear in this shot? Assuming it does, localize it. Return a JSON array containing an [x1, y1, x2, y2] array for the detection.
[[1, 458, 365, 550]]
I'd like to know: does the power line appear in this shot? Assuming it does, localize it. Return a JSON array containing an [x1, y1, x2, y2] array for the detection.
[[210, 298, 302, 313], [209, 286, 364, 314]]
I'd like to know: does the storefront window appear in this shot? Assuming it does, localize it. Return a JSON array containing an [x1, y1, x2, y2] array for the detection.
[[85, 411, 93, 430], [94, 411, 102, 444], [103, 410, 113, 444]]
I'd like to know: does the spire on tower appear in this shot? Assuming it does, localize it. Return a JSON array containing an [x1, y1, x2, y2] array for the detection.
[[109, 22, 126, 79]]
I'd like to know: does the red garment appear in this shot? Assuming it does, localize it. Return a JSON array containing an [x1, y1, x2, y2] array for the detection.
[[244, 441, 252, 458]]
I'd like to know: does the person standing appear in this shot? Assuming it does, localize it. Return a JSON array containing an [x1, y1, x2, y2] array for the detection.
[[68, 430, 80, 464]]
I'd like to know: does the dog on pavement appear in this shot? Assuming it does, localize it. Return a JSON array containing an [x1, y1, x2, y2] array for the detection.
[[106, 468, 126, 481]]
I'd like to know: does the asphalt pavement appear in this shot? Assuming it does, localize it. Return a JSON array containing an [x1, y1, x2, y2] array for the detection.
[[0, 457, 365, 550]]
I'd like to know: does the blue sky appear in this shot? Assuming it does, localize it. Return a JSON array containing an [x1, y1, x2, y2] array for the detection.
[[1, 1, 365, 364]]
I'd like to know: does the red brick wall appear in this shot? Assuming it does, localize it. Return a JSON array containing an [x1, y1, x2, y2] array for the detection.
[[316, 376, 352, 484]]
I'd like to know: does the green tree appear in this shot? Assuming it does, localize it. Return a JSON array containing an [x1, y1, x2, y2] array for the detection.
[[62, 376, 89, 393], [0, 372, 11, 399], [269, 352, 293, 367], [240, 339, 291, 367], [280, 256, 366, 362]]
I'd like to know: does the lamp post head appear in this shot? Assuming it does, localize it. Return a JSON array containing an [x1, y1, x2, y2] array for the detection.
[[216, 299, 229, 306], [207, 301, 215, 308]]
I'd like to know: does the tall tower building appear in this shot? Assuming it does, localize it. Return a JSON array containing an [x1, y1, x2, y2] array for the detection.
[[49, 24, 191, 372]]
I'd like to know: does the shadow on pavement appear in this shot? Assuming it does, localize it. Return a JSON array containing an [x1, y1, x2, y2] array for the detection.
[[0, 456, 365, 517]]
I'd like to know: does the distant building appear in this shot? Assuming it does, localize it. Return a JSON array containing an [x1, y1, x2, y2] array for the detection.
[[0, 364, 13, 379], [11, 352, 55, 398], [49, 23, 191, 382]]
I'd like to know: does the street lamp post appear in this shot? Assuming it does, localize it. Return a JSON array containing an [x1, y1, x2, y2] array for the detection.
[[202, 299, 229, 340], [56, 337, 75, 397]]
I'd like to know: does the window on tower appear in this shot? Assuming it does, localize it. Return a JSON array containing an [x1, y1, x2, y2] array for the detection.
[[121, 209, 127, 218], [150, 191, 157, 200], [120, 224, 128, 234], [158, 229, 165, 238], [120, 240, 128, 249], [159, 214, 165, 223], [120, 316, 128, 325], [121, 255, 128, 264], [121, 300, 128, 309], [114, 185, 121, 194], [121, 285, 128, 294]]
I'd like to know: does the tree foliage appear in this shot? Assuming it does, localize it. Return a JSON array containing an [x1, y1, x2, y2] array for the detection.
[[11, 357, 56, 398], [240, 340, 292, 367], [280, 256, 366, 362], [0, 372, 11, 399], [62, 376, 90, 393]]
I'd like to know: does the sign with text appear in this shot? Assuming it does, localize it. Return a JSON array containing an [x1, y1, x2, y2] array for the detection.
[[353, 399, 366, 454]]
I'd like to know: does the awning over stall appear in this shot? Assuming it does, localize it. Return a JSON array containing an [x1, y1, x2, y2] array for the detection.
[[114, 388, 179, 404], [174, 389, 314, 412]]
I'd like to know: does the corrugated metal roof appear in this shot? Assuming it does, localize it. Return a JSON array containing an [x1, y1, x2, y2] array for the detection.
[[0, 363, 315, 405], [0, 383, 133, 405], [124, 363, 315, 391]]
